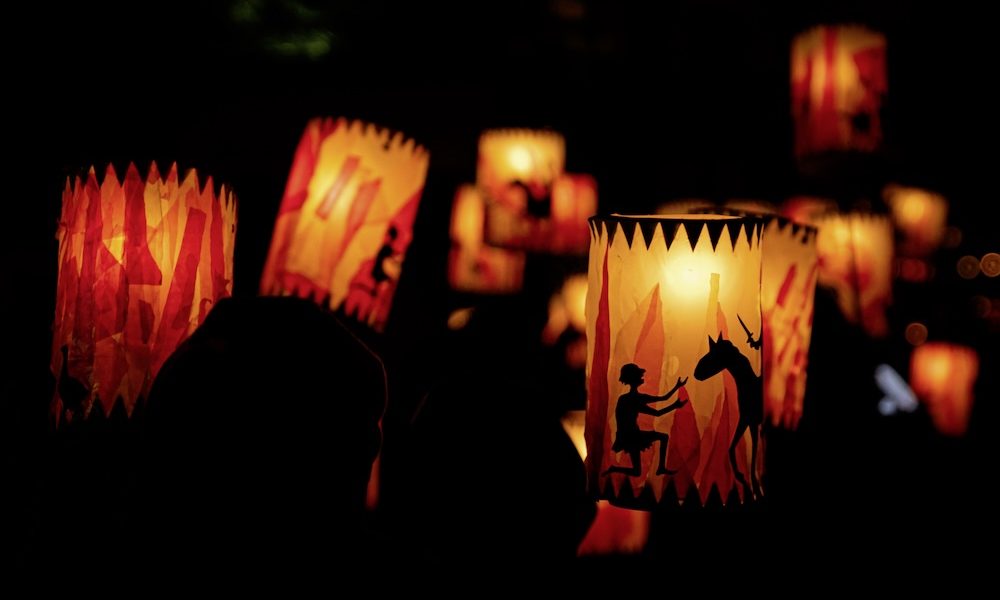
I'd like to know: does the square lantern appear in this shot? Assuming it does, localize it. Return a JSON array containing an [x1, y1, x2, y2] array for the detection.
[[585, 215, 764, 508], [477, 129, 595, 254], [51, 163, 237, 424], [448, 185, 525, 294], [261, 117, 429, 331], [910, 343, 979, 437], [792, 25, 887, 157], [814, 212, 893, 337]]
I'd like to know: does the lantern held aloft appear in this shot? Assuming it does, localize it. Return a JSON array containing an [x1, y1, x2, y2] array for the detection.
[[51, 163, 237, 424], [791, 25, 887, 157], [585, 215, 764, 508], [261, 117, 429, 331]]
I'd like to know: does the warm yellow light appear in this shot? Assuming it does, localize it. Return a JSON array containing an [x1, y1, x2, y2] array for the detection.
[[563, 275, 588, 332], [507, 146, 534, 177], [448, 185, 525, 293], [911, 343, 979, 436], [884, 184, 948, 257]]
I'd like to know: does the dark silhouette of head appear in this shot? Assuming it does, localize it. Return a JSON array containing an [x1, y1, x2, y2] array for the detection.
[[141, 296, 386, 571], [695, 332, 739, 380], [619, 363, 646, 387]]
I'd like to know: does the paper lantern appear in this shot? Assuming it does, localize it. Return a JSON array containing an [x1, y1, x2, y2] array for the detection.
[[448, 185, 525, 293], [585, 215, 764, 508], [791, 25, 887, 157], [781, 196, 836, 226], [910, 343, 979, 437], [51, 163, 237, 424], [261, 117, 429, 331], [883, 184, 948, 257], [477, 129, 595, 253], [815, 212, 893, 337], [542, 274, 589, 368], [760, 216, 819, 429]]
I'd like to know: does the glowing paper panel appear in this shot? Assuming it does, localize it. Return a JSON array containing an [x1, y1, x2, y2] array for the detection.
[[51, 163, 237, 424], [792, 25, 887, 157], [911, 343, 979, 437], [448, 185, 525, 293], [585, 215, 764, 508], [884, 184, 948, 257], [261, 117, 429, 331]]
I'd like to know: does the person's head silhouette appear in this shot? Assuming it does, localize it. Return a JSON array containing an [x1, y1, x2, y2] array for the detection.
[[619, 363, 645, 387]]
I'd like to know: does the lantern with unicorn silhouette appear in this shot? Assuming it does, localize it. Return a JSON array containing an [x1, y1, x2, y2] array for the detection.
[[51, 163, 237, 426], [585, 215, 764, 508], [261, 117, 429, 331]]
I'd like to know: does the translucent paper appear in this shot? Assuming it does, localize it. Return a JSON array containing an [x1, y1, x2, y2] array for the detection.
[[447, 185, 525, 294], [911, 343, 979, 436]]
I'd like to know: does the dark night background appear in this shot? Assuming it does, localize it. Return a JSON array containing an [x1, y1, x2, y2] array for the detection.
[[4, 0, 998, 579]]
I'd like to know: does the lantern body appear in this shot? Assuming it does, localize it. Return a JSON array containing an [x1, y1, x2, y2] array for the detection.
[[791, 25, 887, 157], [51, 163, 237, 423], [477, 129, 594, 253], [447, 185, 525, 293], [910, 343, 979, 436], [760, 217, 819, 429], [542, 274, 589, 368], [585, 215, 764, 508], [261, 117, 429, 331], [781, 196, 836, 226], [884, 184, 948, 257], [815, 213, 893, 337]]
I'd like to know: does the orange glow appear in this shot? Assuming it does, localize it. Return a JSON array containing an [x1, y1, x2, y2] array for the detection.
[[815, 212, 893, 337], [781, 196, 837, 226], [904, 322, 928, 346], [586, 215, 764, 507], [656, 199, 715, 215], [447, 185, 525, 293], [910, 343, 979, 436], [981, 253, 1000, 277], [542, 274, 588, 346], [51, 164, 237, 424], [260, 117, 429, 331], [884, 184, 948, 257], [477, 129, 565, 195], [957, 256, 980, 279], [725, 199, 778, 215], [791, 25, 887, 157]]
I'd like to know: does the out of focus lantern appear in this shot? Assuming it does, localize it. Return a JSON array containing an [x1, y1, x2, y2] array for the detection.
[[261, 117, 429, 331], [782, 196, 837, 226], [448, 185, 525, 293], [656, 199, 714, 216], [477, 129, 594, 253], [760, 216, 819, 429], [585, 215, 764, 508], [791, 25, 887, 157], [815, 212, 893, 337], [51, 163, 237, 424], [910, 343, 979, 436], [542, 274, 589, 368], [883, 184, 948, 257], [725, 199, 778, 215]]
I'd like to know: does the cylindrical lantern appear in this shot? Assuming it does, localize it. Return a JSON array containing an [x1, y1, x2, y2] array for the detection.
[[883, 184, 948, 257], [815, 212, 893, 337], [760, 216, 819, 429], [448, 185, 525, 293], [586, 215, 764, 508], [477, 129, 594, 253], [910, 343, 979, 436], [51, 163, 237, 424], [260, 117, 429, 331], [791, 25, 887, 157]]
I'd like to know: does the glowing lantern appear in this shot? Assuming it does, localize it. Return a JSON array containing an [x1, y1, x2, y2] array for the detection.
[[782, 196, 837, 226], [724, 199, 778, 215], [448, 185, 525, 293], [910, 343, 979, 436], [791, 25, 887, 157], [477, 129, 595, 253], [760, 216, 819, 429], [656, 199, 714, 216], [883, 184, 948, 257], [585, 215, 764, 508], [51, 163, 237, 424], [261, 117, 429, 331], [542, 274, 589, 368], [814, 212, 893, 337]]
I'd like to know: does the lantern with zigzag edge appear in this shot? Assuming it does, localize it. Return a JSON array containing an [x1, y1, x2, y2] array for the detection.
[[51, 163, 237, 425], [261, 117, 429, 331], [910, 343, 979, 437], [448, 185, 525, 293], [883, 184, 948, 258], [792, 24, 887, 157], [585, 215, 764, 508], [815, 212, 893, 337]]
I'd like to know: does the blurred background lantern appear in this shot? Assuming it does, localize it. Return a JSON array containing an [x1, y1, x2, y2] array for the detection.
[[791, 24, 887, 157], [477, 128, 565, 208], [781, 196, 837, 226], [586, 214, 763, 508], [260, 117, 429, 331], [883, 184, 949, 258], [542, 273, 589, 368], [51, 163, 237, 425], [760, 216, 819, 429], [815, 212, 894, 337], [724, 199, 778, 215], [448, 185, 525, 293], [910, 343, 979, 436], [656, 199, 714, 216]]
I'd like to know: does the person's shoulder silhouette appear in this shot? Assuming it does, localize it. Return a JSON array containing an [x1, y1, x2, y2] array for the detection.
[[141, 296, 386, 575]]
